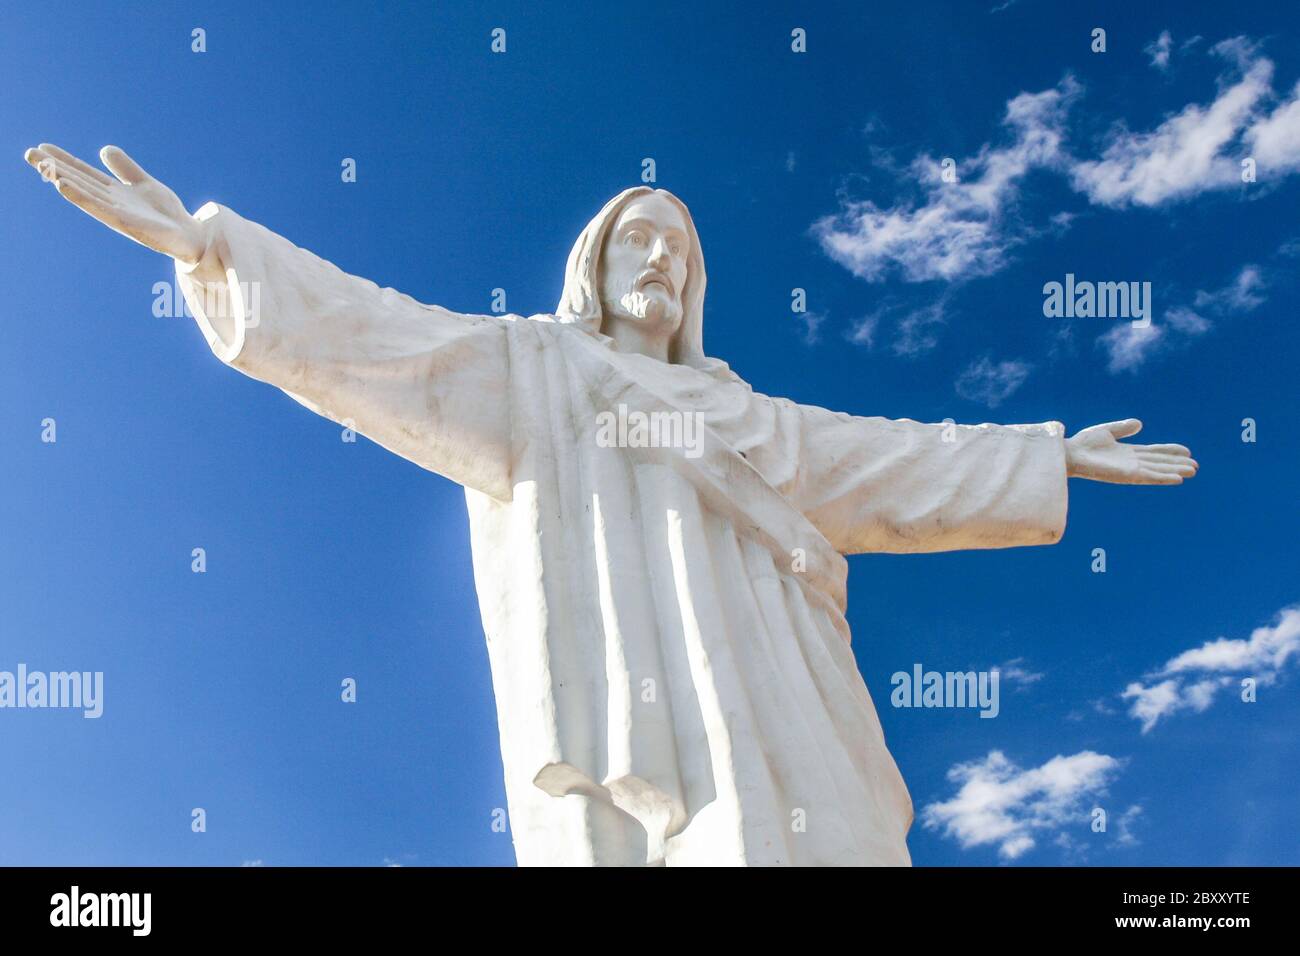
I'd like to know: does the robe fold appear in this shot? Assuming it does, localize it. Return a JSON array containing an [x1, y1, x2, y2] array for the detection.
[[176, 201, 1070, 866]]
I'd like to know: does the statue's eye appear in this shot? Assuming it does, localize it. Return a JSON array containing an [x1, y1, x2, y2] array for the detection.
[[669, 242, 682, 256], [627, 232, 646, 247]]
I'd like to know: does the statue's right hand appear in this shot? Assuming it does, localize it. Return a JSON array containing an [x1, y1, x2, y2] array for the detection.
[[24, 143, 210, 266]]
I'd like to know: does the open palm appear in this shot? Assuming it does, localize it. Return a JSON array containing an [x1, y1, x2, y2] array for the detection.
[[1066, 419, 1198, 485], [24, 142, 207, 265]]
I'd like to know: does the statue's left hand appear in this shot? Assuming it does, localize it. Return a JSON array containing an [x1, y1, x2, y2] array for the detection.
[[1066, 419, 1198, 485]]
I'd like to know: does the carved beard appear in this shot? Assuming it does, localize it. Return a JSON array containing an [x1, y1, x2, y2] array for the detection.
[[604, 287, 682, 332]]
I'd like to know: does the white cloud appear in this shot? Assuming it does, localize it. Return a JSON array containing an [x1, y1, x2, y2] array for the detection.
[[1122, 605, 1300, 732], [240, 859, 265, 867], [798, 310, 826, 345], [816, 34, 1296, 370], [1048, 321, 1076, 360], [1114, 805, 1144, 846], [1145, 31, 1173, 72], [846, 311, 881, 347], [996, 657, 1044, 688], [812, 78, 1078, 284], [1097, 265, 1263, 372], [955, 356, 1032, 407], [842, 298, 951, 356], [1098, 322, 1166, 373], [1166, 305, 1211, 335], [1245, 80, 1300, 176], [1121, 677, 1228, 732], [1213, 35, 1263, 73], [818, 34, 1300, 302], [1047, 210, 1076, 233], [1070, 39, 1283, 207], [1194, 264, 1265, 313], [1164, 607, 1300, 674], [892, 299, 949, 356], [921, 749, 1122, 860]]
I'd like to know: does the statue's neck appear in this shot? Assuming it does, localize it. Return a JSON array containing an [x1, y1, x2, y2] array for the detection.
[[604, 317, 672, 364]]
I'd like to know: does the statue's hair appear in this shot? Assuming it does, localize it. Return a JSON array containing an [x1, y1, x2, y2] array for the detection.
[[555, 186, 708, 368]]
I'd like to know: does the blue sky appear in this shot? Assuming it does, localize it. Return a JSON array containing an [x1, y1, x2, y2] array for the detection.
[[1, 1, 1296, 866]]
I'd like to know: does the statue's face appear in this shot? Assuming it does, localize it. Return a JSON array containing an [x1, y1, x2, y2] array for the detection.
[[598, 193, 689, 337]]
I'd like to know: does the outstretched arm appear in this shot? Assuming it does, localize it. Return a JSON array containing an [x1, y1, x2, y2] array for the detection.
[[777, 402, 1196, 555], [23, 143, 513, 500]]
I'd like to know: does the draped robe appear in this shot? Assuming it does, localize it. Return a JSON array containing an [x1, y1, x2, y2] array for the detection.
[[176, 202, 1070, 866]]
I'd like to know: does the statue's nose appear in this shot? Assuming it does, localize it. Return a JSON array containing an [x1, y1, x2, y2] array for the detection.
[[648, 238, 671, 269]]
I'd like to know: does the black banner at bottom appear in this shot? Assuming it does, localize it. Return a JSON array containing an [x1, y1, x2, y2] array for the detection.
[[0, 865, 1287, 941]]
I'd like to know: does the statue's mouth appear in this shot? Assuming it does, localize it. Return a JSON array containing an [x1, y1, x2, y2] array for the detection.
[[636, 271, 674, 297]]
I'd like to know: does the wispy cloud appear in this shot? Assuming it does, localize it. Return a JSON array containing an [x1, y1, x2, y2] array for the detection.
[[1194, 264, 1266, 312], [1097, 320, 1168, 374], [1122, 605, 1300, 732], [955, 356, 1032, 407], [1114, 805, 1144, 846], [892, 299, 950, 356], [817, 34, 1300, 292], [815, 34, 1296, 369], [1070, 38, 1298, 207], [798, 310, 827, 345], [922, 750, 1122, 860], [1245, 83, 1300, 178], [1098, 264, 1264, 372], [1145, 30, 1173, 72], [846, 311, 881, 347], [812, 78, 1078, 284], [995, 657, 1045, 689]]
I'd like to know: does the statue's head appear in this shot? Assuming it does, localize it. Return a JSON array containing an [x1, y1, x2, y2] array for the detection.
[[556, 187, 708, 367]]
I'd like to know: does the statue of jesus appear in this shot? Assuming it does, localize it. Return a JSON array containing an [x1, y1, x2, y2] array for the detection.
[[24, 143, 1198, 867]]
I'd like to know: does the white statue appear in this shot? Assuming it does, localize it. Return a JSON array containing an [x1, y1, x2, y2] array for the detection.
[[25, 144, 1198, 866]]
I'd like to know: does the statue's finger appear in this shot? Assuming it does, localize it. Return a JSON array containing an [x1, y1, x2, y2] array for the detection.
[[26, 148, 62, 181], [49, 161, 117, 204], [1137, 452, 1198, 470], [1147, 462, 1197, 477], [1105, 418, 1142, 439], [1139, 455, 1195, 470], [25, 149, 60, 182], [1142, 443, 1191, 456], [54, 177, 119, 224], [1138, 467, 1182, 485], [38, 142, 116, 187], [100, 145, 151, 185]]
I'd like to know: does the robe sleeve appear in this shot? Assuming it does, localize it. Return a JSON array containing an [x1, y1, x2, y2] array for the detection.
[[174, 202, 513, 501], [779, 400, 1069, 555]]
